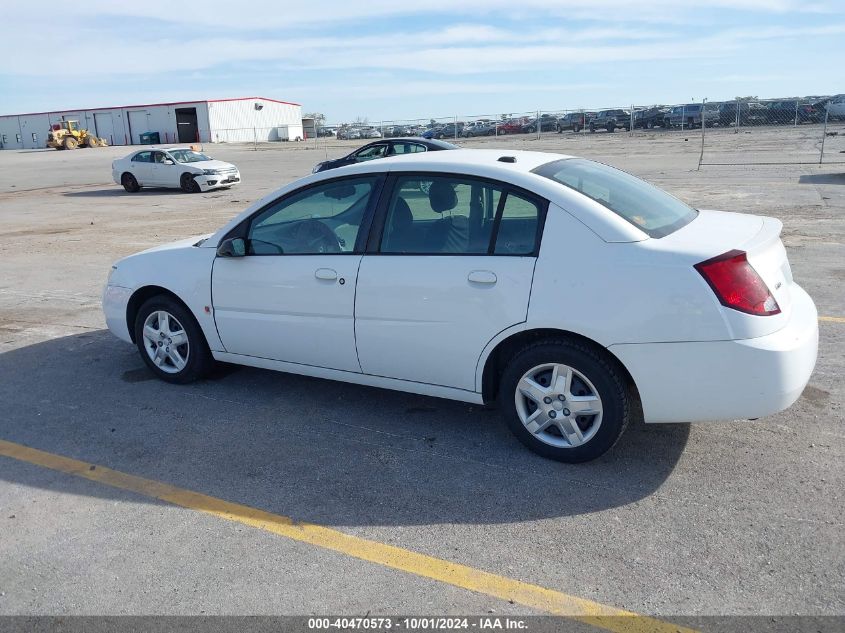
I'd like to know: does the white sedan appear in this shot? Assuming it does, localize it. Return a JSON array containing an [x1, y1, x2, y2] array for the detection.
[[102, 150, 818, 462], [112, 147, 240, 193]]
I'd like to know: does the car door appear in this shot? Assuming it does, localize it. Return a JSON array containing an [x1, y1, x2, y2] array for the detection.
[[148, 151, 180, 187], [354, 173, 546, 392], [129, 151, 152, 184], [211, 175, 382, 372]]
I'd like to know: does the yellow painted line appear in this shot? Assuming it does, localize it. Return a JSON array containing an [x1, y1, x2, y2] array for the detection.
[[0, 439, 695, 633], [819, 316, 845, 323]]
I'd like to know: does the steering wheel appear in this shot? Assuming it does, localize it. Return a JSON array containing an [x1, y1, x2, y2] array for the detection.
[[292, 219, 342, 253]]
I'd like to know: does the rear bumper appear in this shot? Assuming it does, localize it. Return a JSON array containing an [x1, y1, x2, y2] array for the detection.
[[610, 284, 819, 423]]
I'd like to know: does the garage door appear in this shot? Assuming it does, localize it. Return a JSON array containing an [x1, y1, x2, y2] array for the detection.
[[127, 110, 149, 145], [93, 113, 116, 145]]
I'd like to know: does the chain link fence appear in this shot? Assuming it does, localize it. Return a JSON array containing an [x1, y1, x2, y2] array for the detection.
[[193, 95, 845, 165]]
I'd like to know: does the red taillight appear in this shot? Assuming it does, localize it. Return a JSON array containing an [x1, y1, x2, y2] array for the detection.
[[695, 249, 781, 316]]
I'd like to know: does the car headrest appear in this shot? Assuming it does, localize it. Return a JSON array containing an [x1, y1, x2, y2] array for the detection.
[[429, 180, 458, 214], [392, 197, 413, 230]]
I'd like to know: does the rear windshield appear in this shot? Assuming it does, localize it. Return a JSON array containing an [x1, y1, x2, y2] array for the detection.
[[532, 158, 698, 238]]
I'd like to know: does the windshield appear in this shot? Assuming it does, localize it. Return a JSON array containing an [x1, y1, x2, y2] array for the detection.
[[168, 149, 211, 163], [532, 158, 698, 238]]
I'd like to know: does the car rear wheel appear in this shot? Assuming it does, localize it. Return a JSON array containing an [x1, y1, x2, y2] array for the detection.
[[500, 339, 630, 462], [134, 296, 214, 384], [63, 137, 78, 150], [121, 173, 140, 193]]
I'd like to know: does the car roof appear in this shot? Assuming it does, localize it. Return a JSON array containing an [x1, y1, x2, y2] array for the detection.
[[130, 146, 195, 152], [342, 149, 572, 174], [205, 149, 647, 247]]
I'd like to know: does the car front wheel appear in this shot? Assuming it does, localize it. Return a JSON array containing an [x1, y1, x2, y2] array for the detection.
[[500, 339, 630, 462], [180, 173, 201, 193], [134, 296, 214, 384]]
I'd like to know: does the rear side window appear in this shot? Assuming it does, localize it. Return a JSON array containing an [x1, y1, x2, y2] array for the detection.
[[132, 151, 152, 163], [494, 193, 541, 255], [533, 158, 697, 238], [380, 176, 502, 254], [391, 142, 426, 155], [380, 175, 543, 255]]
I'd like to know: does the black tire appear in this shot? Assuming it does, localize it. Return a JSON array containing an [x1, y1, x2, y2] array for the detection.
[[589, 124, 596, 133], [499, 339, 630, 463], [121, 172, 140, 193], [134, 295, 214, 384], [572, 124, 580, 133], [180, 173, 201, 193], [646, 121, 654, 129], [63, 137, 78, 150]]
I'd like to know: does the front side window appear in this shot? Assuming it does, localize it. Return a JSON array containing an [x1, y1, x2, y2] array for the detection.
[[132, 151, 152, 163], [533, 158, 697, 238], [354, 145, 387, 162], [247, 177, 378, 255], [169, 149, 210, 163], [151, 151, 167, 164]]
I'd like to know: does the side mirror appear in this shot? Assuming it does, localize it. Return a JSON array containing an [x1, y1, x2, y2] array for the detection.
[[163, 159, 174, 165], [217, 237, 246, 258]]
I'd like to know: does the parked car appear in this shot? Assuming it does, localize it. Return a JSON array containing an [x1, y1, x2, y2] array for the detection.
[[426, 123, 464, 139], [497, 119, 528, 135], [521, 114, 558, 133], [316, 127, 336, 137], [764, 100, 821, 125], [112, 147, 240, 194], [665, 104, 706, 129], [336, 128, 362, 140], [663, 103, 720, 129], [462, 121, 498, 137], [632, 107, 668, 130], [384, 126, 414, 138], [589, 109, 631, 133], [103, 149, 818, 463], [312, 138, 457, 173], [359, 127, 382, 139], [827, 94, 845, 120], [556, 112, 593, 133]]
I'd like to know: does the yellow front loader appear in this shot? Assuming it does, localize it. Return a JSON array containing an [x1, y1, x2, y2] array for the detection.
[[46, 120, 107, 150]]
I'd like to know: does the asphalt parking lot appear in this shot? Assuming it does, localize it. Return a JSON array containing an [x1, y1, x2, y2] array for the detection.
[[0, 130, 843, 629]]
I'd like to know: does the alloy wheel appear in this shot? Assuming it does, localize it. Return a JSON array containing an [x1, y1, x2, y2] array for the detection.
[[141, 310, 190, 374], [514, 363, 603, 448]]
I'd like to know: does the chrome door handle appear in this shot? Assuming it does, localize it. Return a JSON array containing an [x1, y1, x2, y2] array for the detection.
[[468, 270, 497, 284], [315, 268, 338, 281]]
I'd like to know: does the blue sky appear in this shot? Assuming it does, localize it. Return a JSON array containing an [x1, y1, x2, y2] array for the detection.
[[1, 1, 843, 123]]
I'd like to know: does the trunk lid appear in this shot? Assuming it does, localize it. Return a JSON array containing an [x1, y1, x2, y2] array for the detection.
[[657, 209, 793, 338]]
